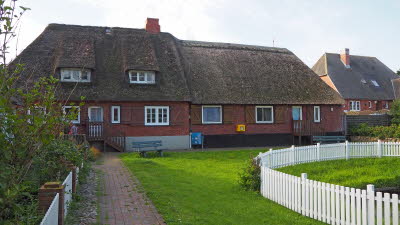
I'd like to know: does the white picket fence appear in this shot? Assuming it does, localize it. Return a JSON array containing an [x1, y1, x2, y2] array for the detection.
[[257, 141, 400, 225], [40, 193, 59, 225], [40, 166, 81, 225]]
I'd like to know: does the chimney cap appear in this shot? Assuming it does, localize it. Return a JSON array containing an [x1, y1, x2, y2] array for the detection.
[[145, 18, 161, 34]]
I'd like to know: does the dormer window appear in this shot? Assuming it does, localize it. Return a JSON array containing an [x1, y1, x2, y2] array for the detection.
[[129, 71, 155, 84], [371, 80, 379, 87], [61, 68, 91, 82]]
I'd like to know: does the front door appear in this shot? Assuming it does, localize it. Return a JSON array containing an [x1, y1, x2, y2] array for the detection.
[[292, 106, 302, 121], [88, 107, 104, 138]]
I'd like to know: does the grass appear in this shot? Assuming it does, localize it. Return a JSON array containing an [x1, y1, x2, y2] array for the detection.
[[277, 157, 400, 189], [120, 150, 323, 225]]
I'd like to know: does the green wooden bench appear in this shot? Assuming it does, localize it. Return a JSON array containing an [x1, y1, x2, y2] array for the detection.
[[132, 140, 165, 157], [312, 136, 346, 144]]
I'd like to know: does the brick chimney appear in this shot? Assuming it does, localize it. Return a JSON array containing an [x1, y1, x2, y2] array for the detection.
[[340, 48, 350, 68], [145, 18, 160, 34]]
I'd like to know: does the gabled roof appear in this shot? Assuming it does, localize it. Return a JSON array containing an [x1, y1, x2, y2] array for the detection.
[[312, 53, 398, 100], [14, 23, 343, 105]]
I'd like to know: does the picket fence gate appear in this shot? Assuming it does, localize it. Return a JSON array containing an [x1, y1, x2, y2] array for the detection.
[[257, 141, 400, 225]]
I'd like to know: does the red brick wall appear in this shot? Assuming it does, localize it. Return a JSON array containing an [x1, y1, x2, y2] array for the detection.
[[343, 99, 392, 112], [192, 105, 344, 135], [73, 101, 189, 137], [68, 102, 343, 137]]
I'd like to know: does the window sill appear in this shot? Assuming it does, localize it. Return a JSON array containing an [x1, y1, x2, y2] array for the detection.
[[255, 121, 274, 124], [145, 124, 170, 126]]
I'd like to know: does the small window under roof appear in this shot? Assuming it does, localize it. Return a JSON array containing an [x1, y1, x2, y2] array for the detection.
[[361, 79, 367, 84], [371, 80, 379, 87]]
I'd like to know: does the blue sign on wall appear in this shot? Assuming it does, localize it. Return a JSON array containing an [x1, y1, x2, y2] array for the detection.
[[191, 132, 203, 145]]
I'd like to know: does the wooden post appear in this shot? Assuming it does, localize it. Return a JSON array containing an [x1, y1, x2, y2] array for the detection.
[[38, 182, 65, 225], [345, 140, 350, 160], [367, 184, 375, 225], [301, 173, 307, 216], [316, 143, 321, 161], [377, 140, 382, 158], [67, 164, 77, 194]]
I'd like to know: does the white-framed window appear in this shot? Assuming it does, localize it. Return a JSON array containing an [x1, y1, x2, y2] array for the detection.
[[62, 106, 80, 124], [371, 80, 380, 87], [385, 101, 389, 109], [60, 68, 91, 82], [255, 106, 274, 123], [369, 101, 372, 108], [313, 106, 321, 123], [202, 105, 222, 124], [145, 106, 169, 126], [349, 101, 360, 111], [129, 71, 155, 84], [111, 106, 121, 124]]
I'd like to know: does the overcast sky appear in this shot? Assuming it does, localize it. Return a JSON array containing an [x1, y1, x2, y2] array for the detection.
[[15, 0, 400, 71]]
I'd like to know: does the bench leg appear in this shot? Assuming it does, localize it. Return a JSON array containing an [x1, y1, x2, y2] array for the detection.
[[158, 150, 163, 157]]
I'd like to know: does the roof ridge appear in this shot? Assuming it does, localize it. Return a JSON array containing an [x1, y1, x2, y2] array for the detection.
[[325, 52, 376, 58], [181, 40, 291, 54]]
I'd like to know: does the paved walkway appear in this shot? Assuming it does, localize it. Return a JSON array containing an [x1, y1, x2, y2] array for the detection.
[[95, 153, 165, 225]]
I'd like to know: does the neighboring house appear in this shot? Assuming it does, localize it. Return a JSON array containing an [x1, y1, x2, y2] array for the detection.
[[312, 48, 398, 113], [14, 18, 344, 150]]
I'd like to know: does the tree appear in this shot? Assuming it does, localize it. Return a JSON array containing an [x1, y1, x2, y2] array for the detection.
[[397, 70, 400, 76], [0, 1, 85, 223]]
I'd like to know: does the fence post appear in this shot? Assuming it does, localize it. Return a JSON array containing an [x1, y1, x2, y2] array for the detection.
[[316, 143, 320, 161], [367, 184, 375, 225], [345, 140, 350, 160], [301, 173, 307, 216], [67, 164, 77, 194], [377, 140, 382, 158], [38, 182, 65, 225], [291, 145, 295, 165]]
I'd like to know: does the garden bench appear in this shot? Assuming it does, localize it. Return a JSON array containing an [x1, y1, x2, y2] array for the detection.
[[132, 140, 165, 157], [312, 136, 346, 144]]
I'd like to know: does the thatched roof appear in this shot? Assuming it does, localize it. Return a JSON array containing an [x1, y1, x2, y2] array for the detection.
[[312, 53, 398, 100], [13, 23, 343, 104]]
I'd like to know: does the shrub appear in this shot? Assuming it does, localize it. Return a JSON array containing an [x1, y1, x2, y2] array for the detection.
[[350, 123, 400, 139], [89, 146, 102, 161], [391, 99, 400, 125], [238, 156, 261, 192]]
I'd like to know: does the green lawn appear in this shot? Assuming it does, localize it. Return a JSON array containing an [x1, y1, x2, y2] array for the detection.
[[120, 150, 323, 225], [277, 157, 400, 189]]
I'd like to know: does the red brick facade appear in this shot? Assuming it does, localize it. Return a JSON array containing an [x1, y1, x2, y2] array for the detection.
[[72, 102, 343, 141], [74, 101, 189, 137], [343, 99, 391, 112], [191, 105, 344, 135]]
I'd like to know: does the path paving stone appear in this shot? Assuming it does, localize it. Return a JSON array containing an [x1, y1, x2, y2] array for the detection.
[[95, 153, 165, 225]]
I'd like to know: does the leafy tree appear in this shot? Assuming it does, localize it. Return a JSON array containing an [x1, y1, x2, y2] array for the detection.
[[0, 1, 86, 223], [397, 70, 400, 76], [391, 99, 400, 124]]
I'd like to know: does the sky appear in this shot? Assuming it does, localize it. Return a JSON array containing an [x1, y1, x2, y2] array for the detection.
[[13, 0, 400, 71]]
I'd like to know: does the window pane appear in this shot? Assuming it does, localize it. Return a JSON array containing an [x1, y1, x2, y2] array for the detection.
[[163, 109, 167, 123], [62, 70, 71, 80], [151, 109, 156, 123], [81, 70, 89, 80], [113, 108, 119, 121], [139, 73, 145, 81], [203, 107, 221, 123], [72, 70, 80, 80], [292, 108, 301, 120]]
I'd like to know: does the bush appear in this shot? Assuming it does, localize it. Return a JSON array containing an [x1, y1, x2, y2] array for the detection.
[[29, 139, 87, 188], [89, 146, 102, 161], [350, 123, 400, 139], [391, 99, 400, 125], [238, 156, 261, 192]]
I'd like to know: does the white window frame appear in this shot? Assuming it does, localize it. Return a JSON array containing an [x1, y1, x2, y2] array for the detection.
[[60, 68, 91, 82], [292, 106, 303, 120], [202, 105, 222, 124], [88, 106, 104, 122], [62, 106, 80, 124], [144, 106, 169, 126], [368, 101, 372, 108], [385, 101, 389, 109], [129, 71, 156, 84], [111, 106, 121, 124], [349, 101, 360, 111], [313, 106, 321, 123], [255, 106, 274, 124]]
